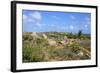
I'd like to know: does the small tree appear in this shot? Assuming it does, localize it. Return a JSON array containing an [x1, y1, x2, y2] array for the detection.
[[78, 30, 82, 39], [68, 32, 73, 39]]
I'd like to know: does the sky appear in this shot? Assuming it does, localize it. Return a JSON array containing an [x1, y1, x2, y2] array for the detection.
[[22, 10, 91, 34]]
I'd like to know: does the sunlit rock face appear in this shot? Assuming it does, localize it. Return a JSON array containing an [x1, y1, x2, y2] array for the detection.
[[31, 32, 42, 39], [77, 51, 84, 57], [47, 39, 57, 46], [42, 33, 47, 39]]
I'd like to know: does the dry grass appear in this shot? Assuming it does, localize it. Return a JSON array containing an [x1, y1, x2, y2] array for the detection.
[[22, 32, 91, 63]]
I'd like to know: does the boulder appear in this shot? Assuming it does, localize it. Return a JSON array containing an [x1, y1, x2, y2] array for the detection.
[[48, 39, 56, 46]]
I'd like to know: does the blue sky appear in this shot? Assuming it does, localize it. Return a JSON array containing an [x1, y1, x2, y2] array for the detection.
[[22, 10, 91, 34]]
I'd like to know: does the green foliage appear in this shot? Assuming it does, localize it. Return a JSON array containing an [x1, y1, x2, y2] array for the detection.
[[78, 30, 82, 38], [23, 46, 44, 62]]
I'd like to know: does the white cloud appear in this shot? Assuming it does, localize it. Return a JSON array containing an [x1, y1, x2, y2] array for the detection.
[[70, 25, 74, 30], [85, 17, 91, 25], [35, 23, 41, 27], [23, 11, 42, 27], [28, 18, 34, 22], [84, 24, 88, 28], [52, 16, 58, 19], [60, 26, 67, 30], [70, 15, 75, 20], [51, 24, 56, 27], [86, 17, 90, 21], [23, 14, 27, 20], [30, 11, 41, 20]]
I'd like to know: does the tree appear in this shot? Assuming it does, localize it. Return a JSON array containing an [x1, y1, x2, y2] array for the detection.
[[78, 30, 82, 39], [67, 32, 73, 39]]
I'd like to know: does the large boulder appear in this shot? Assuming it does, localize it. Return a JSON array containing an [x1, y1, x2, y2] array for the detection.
[[31, 32, 40, 38], [42, 34, 47, 39], [48, 39, 56, 46]]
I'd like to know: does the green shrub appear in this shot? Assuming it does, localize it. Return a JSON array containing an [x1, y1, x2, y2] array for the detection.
[[23, 47, 33, 62]]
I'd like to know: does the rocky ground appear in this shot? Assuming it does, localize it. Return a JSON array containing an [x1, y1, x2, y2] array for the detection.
[[22, 32, 91, 62]]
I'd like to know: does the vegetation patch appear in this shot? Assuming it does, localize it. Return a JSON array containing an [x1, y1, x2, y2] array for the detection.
[[23, 31, 91, 62]]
